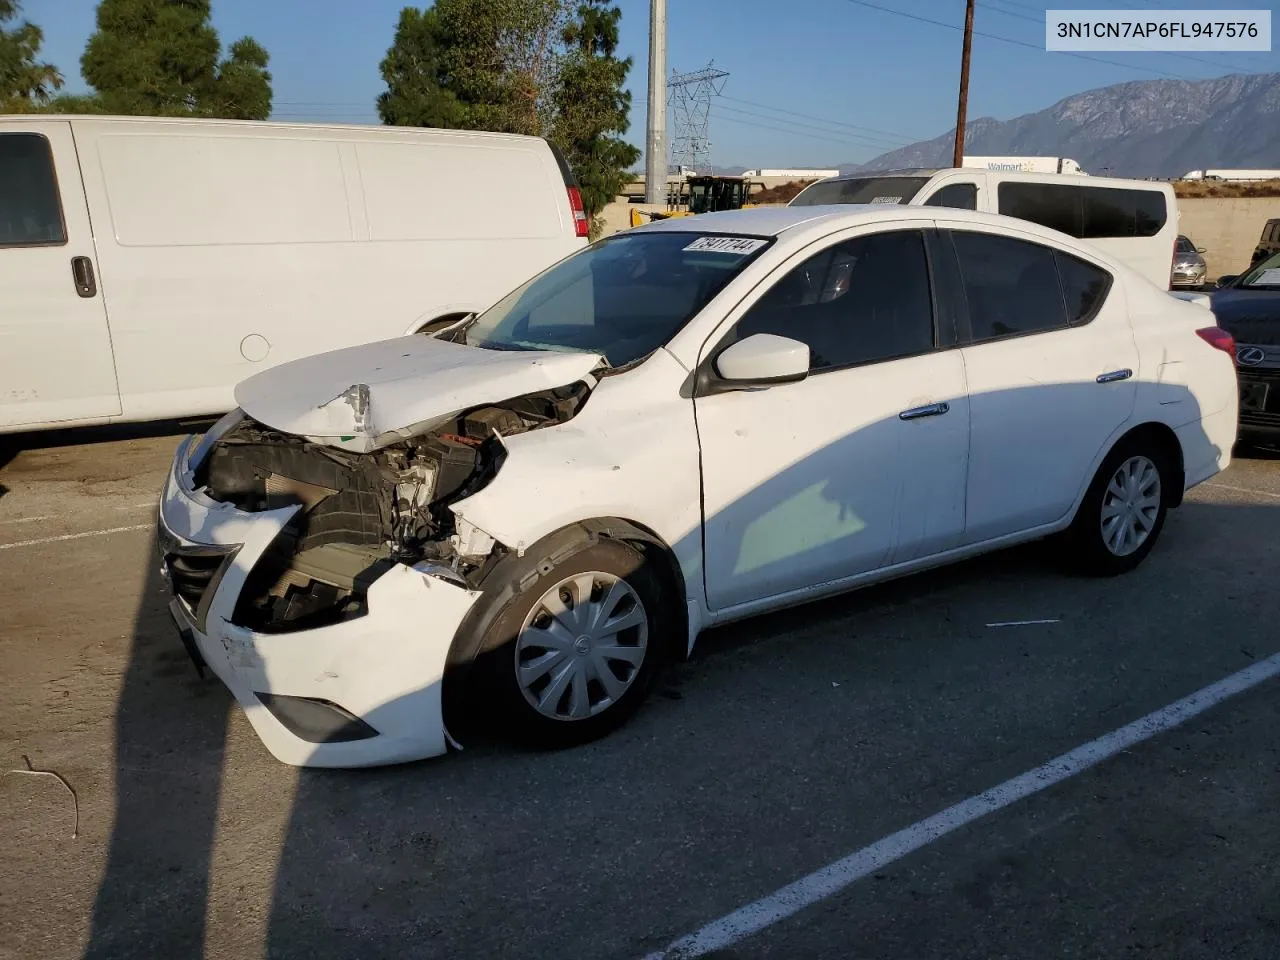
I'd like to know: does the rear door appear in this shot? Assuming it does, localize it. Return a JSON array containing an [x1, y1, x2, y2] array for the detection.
[[0, 122, 119, 428], [933, 221, 1139, 543]]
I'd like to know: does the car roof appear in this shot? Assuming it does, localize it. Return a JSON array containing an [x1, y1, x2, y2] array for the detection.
[[631, 203, 1014, 239]]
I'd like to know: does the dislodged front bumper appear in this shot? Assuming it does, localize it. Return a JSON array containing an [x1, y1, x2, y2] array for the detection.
[[157, 432, 482, 768]]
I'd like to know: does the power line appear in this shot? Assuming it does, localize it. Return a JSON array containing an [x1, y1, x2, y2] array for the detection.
[[715, 103, 911, 150], [709, 108, 892, 152], [718, 95, 924, 144], [838, 0, 1196, 80], [978, 0, 1261, 72]]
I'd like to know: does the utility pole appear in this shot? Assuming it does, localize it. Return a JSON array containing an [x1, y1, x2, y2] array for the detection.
[[645, 0, 667, 204], [952, 0, 975, 168]]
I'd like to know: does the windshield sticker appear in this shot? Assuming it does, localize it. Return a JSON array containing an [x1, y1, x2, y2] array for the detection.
[[682, 236, 768, 255], [1251, 268, 1280, 285], [870, 196, 903, 204]]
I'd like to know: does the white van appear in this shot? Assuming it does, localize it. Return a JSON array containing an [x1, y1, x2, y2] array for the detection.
[[0, 116, 589, 434], [790, 168, 1178, 290]]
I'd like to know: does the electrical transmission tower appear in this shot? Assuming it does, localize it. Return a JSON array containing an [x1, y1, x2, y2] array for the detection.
[[668, 62, 729, 174]]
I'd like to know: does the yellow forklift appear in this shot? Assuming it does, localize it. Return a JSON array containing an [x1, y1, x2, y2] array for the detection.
[[629, 175, 760, 228]]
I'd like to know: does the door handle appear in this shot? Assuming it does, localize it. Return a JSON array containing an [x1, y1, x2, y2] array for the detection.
[[1096, 368, 1132, 384], [71, 256, 97, 298], [899, 401, 950, 421]]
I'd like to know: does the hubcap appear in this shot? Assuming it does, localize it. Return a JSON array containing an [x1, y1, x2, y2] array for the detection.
[[1100, 455, 1162, 557], [515, 571, 649, 721]]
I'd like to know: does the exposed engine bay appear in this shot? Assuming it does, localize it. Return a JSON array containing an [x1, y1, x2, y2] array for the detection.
[[192, 381, 591, 633]]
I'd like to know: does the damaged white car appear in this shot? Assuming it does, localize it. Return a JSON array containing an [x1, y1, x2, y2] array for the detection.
[[157, 205, 1238, 767]]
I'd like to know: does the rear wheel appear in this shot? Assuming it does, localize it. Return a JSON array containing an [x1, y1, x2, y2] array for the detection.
[[1064, 438, 1171, 576]]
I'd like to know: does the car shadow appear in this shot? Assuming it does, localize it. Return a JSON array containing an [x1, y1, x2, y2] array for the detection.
[[80, 379, 1227, 957]]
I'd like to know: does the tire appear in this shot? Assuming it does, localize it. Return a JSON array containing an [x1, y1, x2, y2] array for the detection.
[[1064, 436, 1171, 577], [467, 535, 672, 749]]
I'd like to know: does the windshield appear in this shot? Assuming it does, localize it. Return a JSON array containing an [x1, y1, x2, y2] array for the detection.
[[1236, 251, 1280, 288], [461, 231, 773, 367], [790, 176, 931, 207], [1175, 237, 1195, 254]]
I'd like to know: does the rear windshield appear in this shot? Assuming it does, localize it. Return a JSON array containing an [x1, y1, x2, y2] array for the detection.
[[790, 177, 930, 207], [462, 231, 773, 367], [1237, 251, 1280, 288]]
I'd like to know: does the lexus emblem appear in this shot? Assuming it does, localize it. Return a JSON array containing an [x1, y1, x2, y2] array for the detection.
[[1236, 346, 1265, 366]]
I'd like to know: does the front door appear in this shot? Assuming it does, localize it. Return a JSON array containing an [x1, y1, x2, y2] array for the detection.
[[694, 226, 971, 613], [0, 122, 119, 429]]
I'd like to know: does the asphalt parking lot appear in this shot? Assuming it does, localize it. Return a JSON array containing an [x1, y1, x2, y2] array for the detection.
[[2, 425, 1279, 960]]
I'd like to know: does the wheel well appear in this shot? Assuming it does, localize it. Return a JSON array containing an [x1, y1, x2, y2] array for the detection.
[[442, 518, 689, 701], [1116, 421, 1185, 507], [414, 312, 473, 336]]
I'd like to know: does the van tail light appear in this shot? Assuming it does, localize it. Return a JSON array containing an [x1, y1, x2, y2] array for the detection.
[[567, 186, 589, 238], [1196, 326, 1235, 356]]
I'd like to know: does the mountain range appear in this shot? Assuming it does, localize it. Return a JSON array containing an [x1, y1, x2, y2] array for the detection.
[[840, 72, 1280, 178]]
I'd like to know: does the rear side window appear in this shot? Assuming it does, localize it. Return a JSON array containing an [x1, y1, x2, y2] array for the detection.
[[923, 182, 978, 210], [997, 183, 1167, 239], [0, 133, 66, 247], [948, 230, 1112, 343]]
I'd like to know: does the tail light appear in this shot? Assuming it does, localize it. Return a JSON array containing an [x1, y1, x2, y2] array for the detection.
[[567, 186, 589, 238], [1196, 326, 1235, 356]]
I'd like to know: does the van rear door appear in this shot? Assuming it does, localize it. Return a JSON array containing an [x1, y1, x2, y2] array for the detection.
[[0, 121, 119, 429]]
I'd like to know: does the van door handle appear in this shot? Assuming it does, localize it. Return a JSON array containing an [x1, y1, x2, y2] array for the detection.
[[1096, 368, 1132, 384], [71, 256, 97, 298], [899, 401, 950, 421]]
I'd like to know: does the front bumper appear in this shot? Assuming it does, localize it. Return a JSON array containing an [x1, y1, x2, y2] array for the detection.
[[1171, 267, 1207, 288], [157, 434, 482, 768]]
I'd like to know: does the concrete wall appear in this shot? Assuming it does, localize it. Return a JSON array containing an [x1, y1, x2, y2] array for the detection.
[[1177, 197, 1280, 279]]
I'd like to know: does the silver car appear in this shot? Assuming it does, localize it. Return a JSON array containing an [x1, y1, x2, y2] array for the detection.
[[1171, 234, 1207, 288]]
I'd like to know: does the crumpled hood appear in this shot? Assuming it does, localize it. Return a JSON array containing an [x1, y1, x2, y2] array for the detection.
[[1210, 290, 1280, 345], [234, 334, 604, 452]]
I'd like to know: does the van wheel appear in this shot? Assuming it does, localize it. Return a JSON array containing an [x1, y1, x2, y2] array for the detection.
[[471, 537, 670, 748], [1065, 437, 1170, 576]]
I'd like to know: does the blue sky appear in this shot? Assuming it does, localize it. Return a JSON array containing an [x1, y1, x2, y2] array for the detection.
[[22, 0, 1280, 167]]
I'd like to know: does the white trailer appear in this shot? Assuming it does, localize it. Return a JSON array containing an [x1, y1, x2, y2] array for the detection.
[[1182, 169, 1280, 182], [962, 156, 1086, 175]]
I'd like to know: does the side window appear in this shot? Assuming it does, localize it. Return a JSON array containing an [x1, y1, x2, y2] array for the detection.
[[1055, 250, 1112, 325], [997, 182, 1166, 239], [923, 182, 978, 210], [0, 133, 66, 247], [950, 231, 1070, 342], [998, 183, 1080, 236], [730, 229, 935, 372]]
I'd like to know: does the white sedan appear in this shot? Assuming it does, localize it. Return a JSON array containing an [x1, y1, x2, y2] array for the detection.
[[156, 205, 1239, 767]]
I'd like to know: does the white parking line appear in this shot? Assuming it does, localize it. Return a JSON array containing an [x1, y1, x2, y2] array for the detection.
[[642, 650, 1280, 959], [0, 524, 152, 551], [1204, 481, 1280, 501]]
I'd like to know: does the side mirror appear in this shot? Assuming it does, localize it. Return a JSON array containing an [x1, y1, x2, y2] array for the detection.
[[1195, 246, 1207, 254], [1216, 275, 1238, 288], [713, 333, 810, 386]]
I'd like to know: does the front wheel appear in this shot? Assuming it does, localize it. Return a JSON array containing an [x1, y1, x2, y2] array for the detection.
[[470, 536, 670, 749], [1064, 439, 1171, 576]]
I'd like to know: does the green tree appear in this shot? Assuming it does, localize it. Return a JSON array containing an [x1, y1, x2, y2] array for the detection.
[[71, 0, 271, 118], [0, 0, 63, 111], [550, 0, 639, 230], [378, 0, 639, 233], [376, 6, 462, 128]]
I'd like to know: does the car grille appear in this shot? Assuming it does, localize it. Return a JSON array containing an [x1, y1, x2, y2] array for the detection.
[[1237, 366, 1280, 429], [157, 518, 238, 630], [165, 552, 229, 609]]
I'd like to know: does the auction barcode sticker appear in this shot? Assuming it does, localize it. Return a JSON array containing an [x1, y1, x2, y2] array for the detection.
[[683, 236, 768, 255]]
